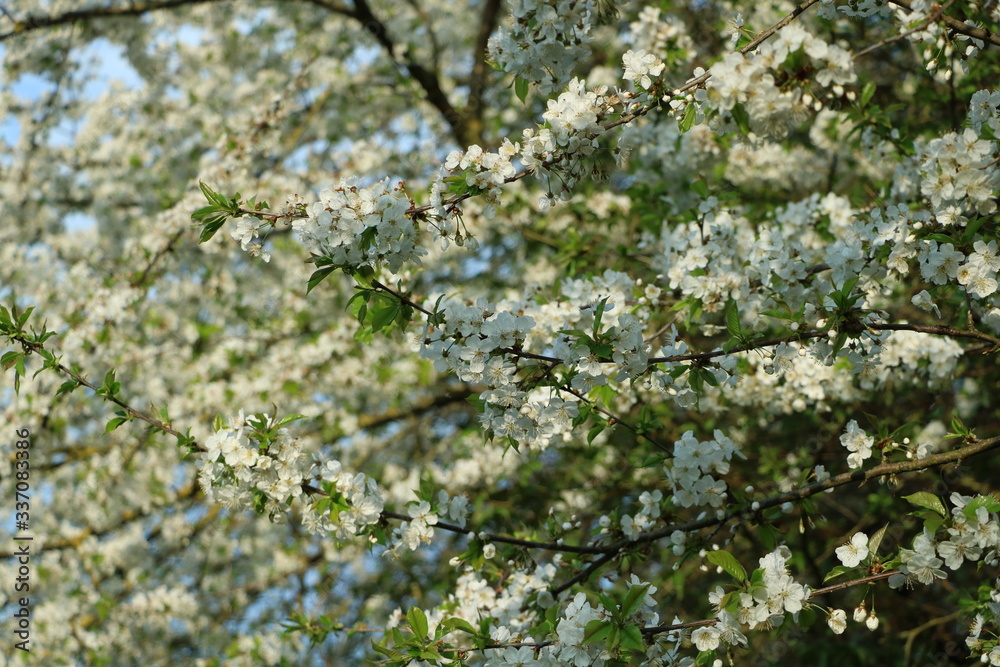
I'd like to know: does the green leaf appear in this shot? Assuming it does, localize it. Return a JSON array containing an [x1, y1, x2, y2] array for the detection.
[[592, 342, 613, 358], [903, 492, 947, 517], [730, 102, 750, 135], [867, 523, 889, 557], [840, 276, 860, 298], [963, 216, 987, 241], [198, 215, 229, 243], [465, 394, 486, 413], [370, 304, 400, 332], [514, 76, 529, 103], [439, 617, 477, 636], [406, 607, 428, 641], [620, 624, 644, 651], [592, 296, 610, 336], [307, 266, 337, 294], [690, 180, 709, 198], [688, 367, 704, 393], [56, 379, 81, 396], [1, 350, 20, 370], [963, 495, 1000, 522], [724, 298, 741, 337], [678, 103, 697, 133], [275, 414, 306, 428], [583, 619, 613, 644], [371, 640, 408, 661], [860, 81, 876, 108], [105, 417, 127, 433], [353, 266, 376, 288], [621, 583, 650, 618], [909, 509, 945, 534], [15, 306, 34, 328], [199, 181, 223, 206], [706, 550, 746, 583], [823, 564, 853, 583]]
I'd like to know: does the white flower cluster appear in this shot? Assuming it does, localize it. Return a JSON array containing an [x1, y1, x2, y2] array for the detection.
[[958, 240, 1000, 299], [292, 177, 426, 273], [705, 24, 855, 138], [443, 139, 519, 219], [655, 207, 750, 312], [700, 546, 808, 650], [666, 430, 743, 509], [198, 412, 385, 541], [420, 298, 579, 451], [487, 0, 597, 95], [559, 312, 649, 393], [918, 128, 998, 225], [520, 78, 616, 191], [839, 419, 874, 469], [891, 493, 1000, 589], [199, 412, 307, 511], [966, 579, 1000, 664], [626, 6, 695, 66], [618, 490, 663, 540], [230, 216, 272, 262], [969, 89, 1000, 134], [817, 0, 892, 19], [387, 499, 438, 554], [690, 608, 746, 652], [449, 562, 557, 635], [312, 459, 385, 540], [486, 577, 658, 666], [911, 237, 999, 300], [740, 547, 810, 628], [622, 49, 666, 91], [420, 271, 654, 452]]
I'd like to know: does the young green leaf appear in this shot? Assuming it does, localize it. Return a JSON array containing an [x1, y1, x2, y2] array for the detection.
[[706, 550, 747, 583], [903, 492, 947, 517]]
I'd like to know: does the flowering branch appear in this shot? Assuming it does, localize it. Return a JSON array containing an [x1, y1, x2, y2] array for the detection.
[[889, 0, 1000, 49], [0, 0, 364, 42]]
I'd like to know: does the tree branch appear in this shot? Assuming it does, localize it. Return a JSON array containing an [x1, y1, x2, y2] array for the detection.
[[1, 0, 223, 41], [464, 0, 503, 147], [350, 0, 469, 145], [871, 322, 1000, 349], [0, 0, 360, 42], [890, 0, 1000, 49]]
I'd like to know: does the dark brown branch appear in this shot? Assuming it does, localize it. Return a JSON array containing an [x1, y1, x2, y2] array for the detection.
[[1, 0, 224, 40], [0, 0, 359, 42], [871, 322, 1000, 349], [351, 0, 469, 146], [474, 569, 901, 652], [356, 382, 477, 430], [543, 433, 1000, 589], [890, 0, 1000, 49], [379, 511, 609, 554], [464, 0, 503, 146], [638, 572, 899, 638], [630, 433, 1000, 549]]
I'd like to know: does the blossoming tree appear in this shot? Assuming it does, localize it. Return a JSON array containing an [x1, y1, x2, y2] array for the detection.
[[2, 0, 1000, 664]]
